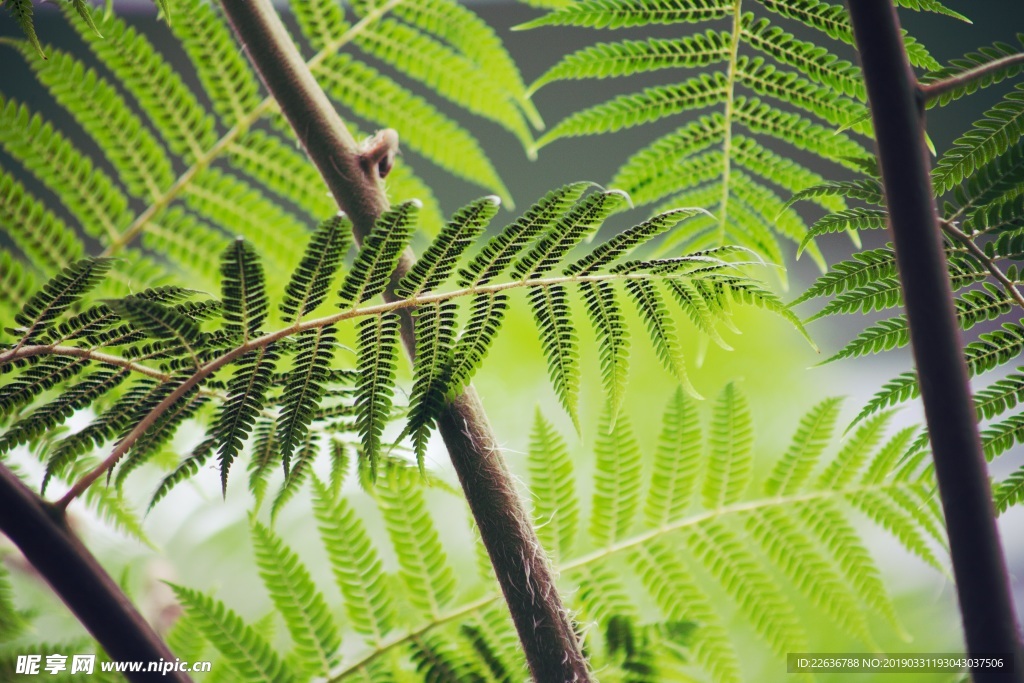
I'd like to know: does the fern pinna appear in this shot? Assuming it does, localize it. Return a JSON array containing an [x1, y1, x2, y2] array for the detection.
[[108, 386, 942, 682], [0, 185, 805, 529], [793, 36, 1024, 515], [0, 0, 536, 324], [518, 0, 967, 279]]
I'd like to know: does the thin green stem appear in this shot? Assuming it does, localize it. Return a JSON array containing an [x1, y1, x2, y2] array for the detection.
[[716, 0, 744, 244]]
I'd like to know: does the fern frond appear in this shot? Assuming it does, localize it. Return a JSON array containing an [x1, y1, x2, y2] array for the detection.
[[684, 520, 807, 655], [376, 469, 457, 619], [396, 196, 499, 298], [405, 302, 458, 467], [280, 216, 350, 323], [311, 478, 395, 643], [590, 406, 644, 545], [354, 314, 401, 475], [817, 411, 894, 490], [515, 0, 733, 30], [67, 5, 217, 161], [12, 42, 175, 201], [250, 519, 341, 678], [730, 136, 847, 213], [625, 279, 695, 396], [702, 382, 754, 508], [765, 396, 843, 496], [536, 73, 728, 148], [115, 390, 208, 490], [580, 281, 630, 419], [933, 84, 1024, 195], [514, 189, 630, 279], [740, 15, 865, 100], [352, 18, 534, 149], [923, 37, 1024, 107], [994, 464, 1024, 514], [167, 0, 261, 126], [0, 98, 130, 242], [972, 368, 1024, 421], [531, 31, 732, 92], [221, 238, 268, 342], [744, 506, 874, 644], [792, 246, 896, 304], [11, 257, 112, 344], [445, 293, 510, 398], [527, 410, 580, 560], [459, 182, 593, 287], [643, 387, 701, 527], [247, 419, 278, 508], [277, 327, 337, 470], [981, 413, 1024, 461], [338, 201, 419, 307], [846, 490, 943, 570], [107, 297, 201, 362], [529, 285, 582, 429], [210, 346, 280, 493], [171, 584, 297, 683]]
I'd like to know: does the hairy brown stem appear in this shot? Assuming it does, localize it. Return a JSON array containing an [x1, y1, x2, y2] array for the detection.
[[0, 467, 191, 682], [847, 1, 1024, 679], [216, 0, 592, 678]]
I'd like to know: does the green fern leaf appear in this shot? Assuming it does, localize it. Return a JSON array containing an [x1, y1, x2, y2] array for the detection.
[[66, 5, 217, 161], [625, 279, 696, 397], [354, 18, 534, 149], [531, 31, 731, 92], [894, 0, 970, 22], [354, 313, 401, 475], [567, 207, 704, 275], [0, 173, 83, 273], [12, 43, 175, 201], [515, 0, 732, 30], [536, 73, 728, 148], [10, 257, 112, 343], [376, 468, 457, 619], [644, 387, 702, 527], [291, 0, 349, 50], [792, 246, 896, 305], [765, 397, 842, 496], [740, 15, 865, 100], [170, 584, 297, 683], [210, 346, 280, 493], [0, 97, 131, 242], [994, 464, 1024, 514], [580, 281, 630, 418], [629, 543, 741, 683], [361, 0, 541, 127], [817, 411, 894, 490], [787, 178, 885, 211], [590, 406, 644, 545], [529, 285, 582, 429], [338, 201, 418, 307], [933, 84, 1024, 195], [847, 489, 943, 570], [702, 382, 754, 508], [445, 293, 510, 398], [0, 370, 127, 455], [981, 413, 1024, 461], [115, 390, 208, 490], [527, 410, 580, 560], [271, 432, 319, 519], [166, 0, 261, 126], [396, 196, 500, 298], [405, 302, 458, 467], [516, 190, 630, 278], [311, 478, 395, 643], [221, 238, 268, 342], [685, 520, 807, 655], [280, 216, 350, 323], [250, 519, 341, 678], [459, 182, 592, 287], [409, 632, 488, 683], [277, 326, 337, 470], [973, 368, 1024, 421], [731, 136, 848, 213], [247, 419, 278, 508], [107, 297, 201, 360]]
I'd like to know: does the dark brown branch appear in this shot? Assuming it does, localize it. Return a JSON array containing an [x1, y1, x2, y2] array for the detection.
[[846, 2, 1024, 680], [921, 52, 1024, 102], [216, 0, 592, 679], [0, 467, 191, 683]]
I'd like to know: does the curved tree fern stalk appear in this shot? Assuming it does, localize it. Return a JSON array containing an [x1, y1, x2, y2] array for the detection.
[[517, 0, 959, 279], [117, 388, 942, 682], [211, 0, 588, 677], [827, 0, 1023, 677]]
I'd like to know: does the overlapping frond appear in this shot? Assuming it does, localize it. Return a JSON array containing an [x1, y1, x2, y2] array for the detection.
[[518, 0, 952, 266]]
